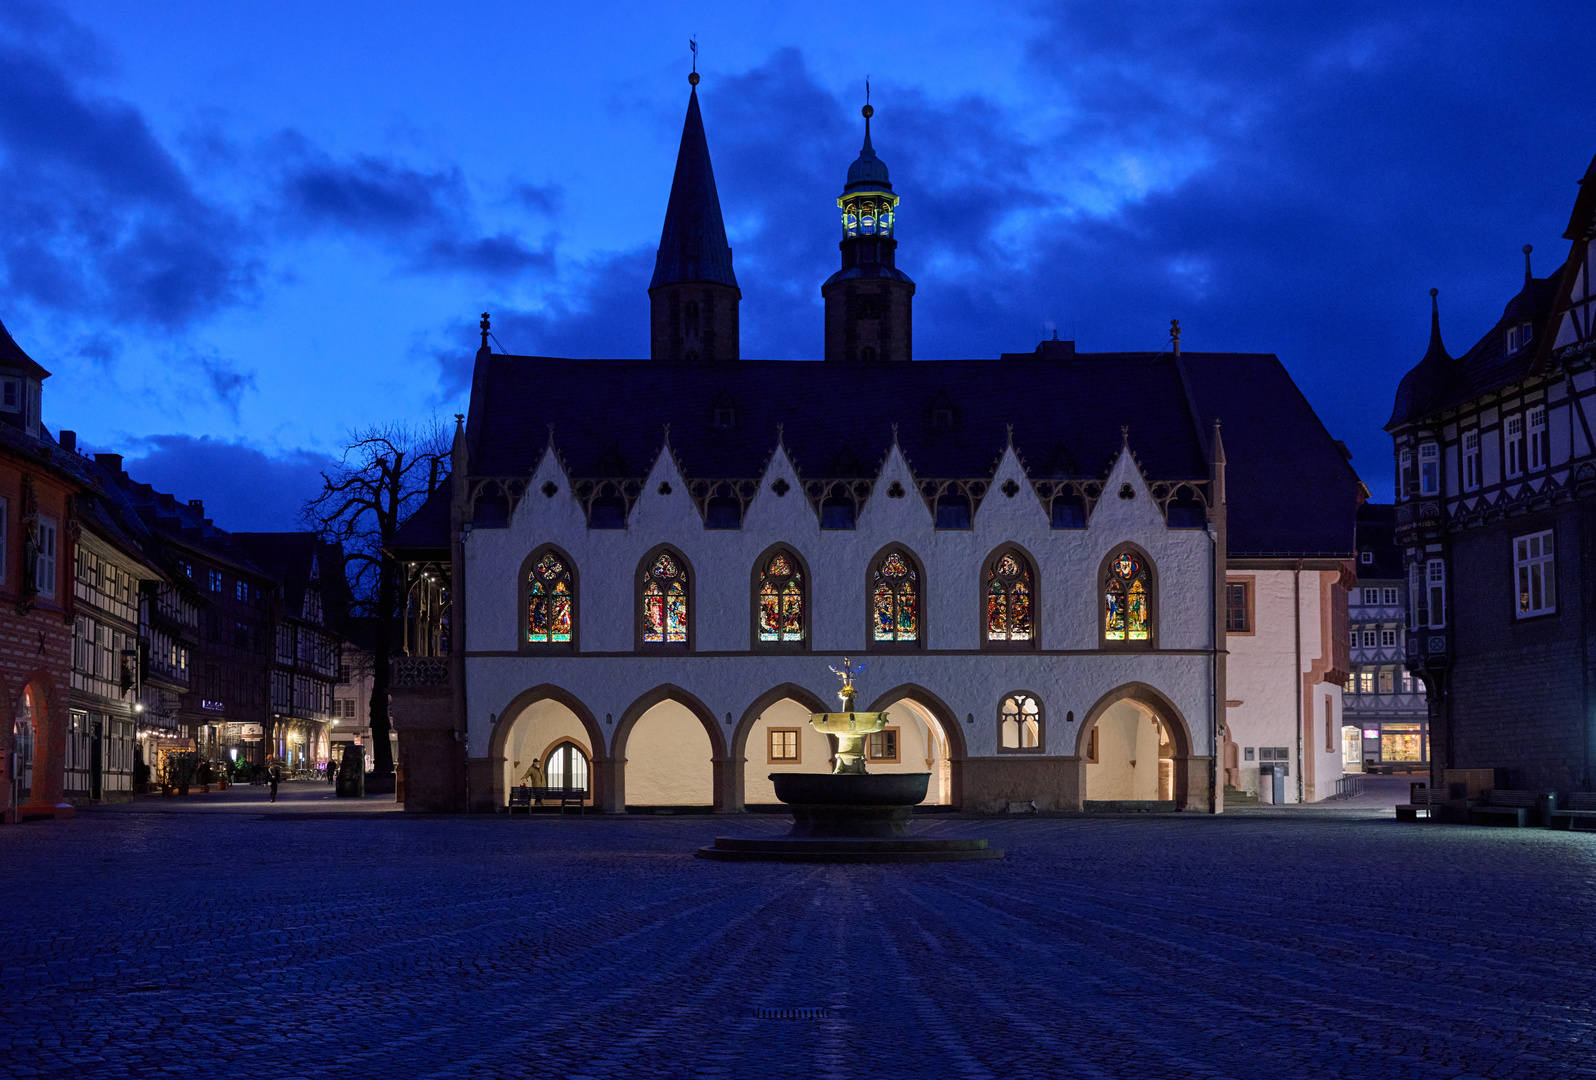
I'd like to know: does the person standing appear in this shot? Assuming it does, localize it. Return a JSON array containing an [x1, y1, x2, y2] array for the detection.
[[521, 758, 545, 805], [328, 758, 338, 786], [268, 764, 281, 803]]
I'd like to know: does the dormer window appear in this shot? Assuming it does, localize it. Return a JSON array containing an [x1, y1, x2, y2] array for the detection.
[[1507, 322, 1534, 352], [0, 378, 19, 412], [713, 407, 734, 428]]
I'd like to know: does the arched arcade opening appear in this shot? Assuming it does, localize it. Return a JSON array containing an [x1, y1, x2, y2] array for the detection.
[[1078, 684, 1194, 810]]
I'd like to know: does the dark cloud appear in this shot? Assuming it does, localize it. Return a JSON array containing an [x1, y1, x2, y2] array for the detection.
[[120, 435, 337, 532], [469, 12, 1593, 501], [270, 137, 556, 278], [193, 351, 257, 420], [0, 9, 253, 327]]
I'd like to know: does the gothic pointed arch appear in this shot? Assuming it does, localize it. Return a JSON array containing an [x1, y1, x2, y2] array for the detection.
[[1074, 681, 1194, 809], [612, 683, 730, 810], [636, 544, 694, 651], [519, 544, 578, 652], [488, 684, 608, 812], [729, 683, 831, 763], [1099, 542, 1158, 649], [982, 542, 1039, 650], [750, 543, 811, 650], [866, 543, 925, 650], [862, 682, 965, 808]]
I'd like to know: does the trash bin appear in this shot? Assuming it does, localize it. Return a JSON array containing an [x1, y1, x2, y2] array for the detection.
[[335, 743, 365, 798]]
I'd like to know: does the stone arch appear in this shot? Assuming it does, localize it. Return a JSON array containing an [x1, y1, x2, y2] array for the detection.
[[487, 684, 607, 811], [981, 541, 1041, 650], [748, 543, 814, 651], [518, 543, 579, 652], [612, 684, 729, 811], [728, 682, 831, 811], [1076, 682, 1193, 808], [16, 671, 66, 816], [1098, 541, 1160, 648], [863, 682, 966, 807]]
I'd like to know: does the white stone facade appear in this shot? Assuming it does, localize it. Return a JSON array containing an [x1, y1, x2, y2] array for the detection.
[[458, 436, 1221, 812]]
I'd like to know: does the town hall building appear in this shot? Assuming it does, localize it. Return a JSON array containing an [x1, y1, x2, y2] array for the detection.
[[388, 75, 1361, 814]]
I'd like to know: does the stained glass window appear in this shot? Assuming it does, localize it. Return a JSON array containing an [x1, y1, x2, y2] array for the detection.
[[757, 550, 804, 643], [872, 550, 919, 643], [1104, 550, 1150, 642], [642, 551, 688, 644], [986, 550, 1033, 643], [1000, 694, 1042, 749], [527, 552, 573, 644]]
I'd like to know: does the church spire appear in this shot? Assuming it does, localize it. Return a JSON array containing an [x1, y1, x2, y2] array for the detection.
[[649, 63, 741, 361], [823, 87, 915, 362]]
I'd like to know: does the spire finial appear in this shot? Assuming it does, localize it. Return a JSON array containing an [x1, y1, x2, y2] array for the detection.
[[688, 38, 699, 85], [861, 78, 874, 149], [479, 312, 491, 351], [1170, 317, 1181, 356], [1523, 243, 1534, 284]]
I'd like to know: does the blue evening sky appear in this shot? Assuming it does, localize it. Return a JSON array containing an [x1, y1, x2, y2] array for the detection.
[[1, 1, 1590, 527]]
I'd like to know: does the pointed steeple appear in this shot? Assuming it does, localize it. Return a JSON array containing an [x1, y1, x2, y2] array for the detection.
[[650, 80, 737, 292], [649, 70, 741, 361], [1423, 288, 1450, 366], [1387, 288, 1461, 428]]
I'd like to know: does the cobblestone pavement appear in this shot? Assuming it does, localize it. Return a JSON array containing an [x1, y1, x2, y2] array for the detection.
[[3, 785, 1594, 1080]]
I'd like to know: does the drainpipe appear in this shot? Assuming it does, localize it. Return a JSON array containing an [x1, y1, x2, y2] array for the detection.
[[1294, 559, 1304, 803]]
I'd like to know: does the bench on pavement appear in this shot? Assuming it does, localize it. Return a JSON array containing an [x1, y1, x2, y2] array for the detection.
[[1396, 787, 1449, 822], [507, 785, 586, 813], [1466, 789, 1548, 827], [1549, 792, 1596, 831]]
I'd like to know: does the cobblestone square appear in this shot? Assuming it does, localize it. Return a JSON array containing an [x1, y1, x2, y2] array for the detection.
[[2, 784, 1593, 1079]]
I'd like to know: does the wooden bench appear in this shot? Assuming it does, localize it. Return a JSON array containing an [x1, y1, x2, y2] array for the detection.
[[1466, 789, 1544, 827], [1395, 787, 1449, 822], [1549, 792, 1596, 831], [507, 785, 586, 813]]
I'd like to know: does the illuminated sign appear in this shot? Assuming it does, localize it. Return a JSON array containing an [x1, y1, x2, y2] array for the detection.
[[1363, 729, 1380, 739], [202, 699, 225, 711], [240, 724, 264, 741]]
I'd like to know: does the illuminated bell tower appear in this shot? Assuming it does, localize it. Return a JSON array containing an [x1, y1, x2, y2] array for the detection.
[[823, 97, 915, 362]]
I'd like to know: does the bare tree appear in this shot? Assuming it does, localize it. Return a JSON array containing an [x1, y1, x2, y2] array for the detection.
[[304, 423, 450, 779]]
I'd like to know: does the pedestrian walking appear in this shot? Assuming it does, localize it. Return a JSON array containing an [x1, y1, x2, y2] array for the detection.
[[328, 758, 338, 786], [269, 765, 280, 803], [522, 758, 545, 804]]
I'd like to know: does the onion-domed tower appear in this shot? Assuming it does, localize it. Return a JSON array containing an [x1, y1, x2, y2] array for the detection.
[[822, 100, 915, 362]]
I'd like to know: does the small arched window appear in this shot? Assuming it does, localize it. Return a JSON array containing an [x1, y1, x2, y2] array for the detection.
[[985, 549, 1035, 645], [998, 693, 1043, 752], [526, 550, 574, 645], [871, 548, 920, 645], [756, 549, 805, 644], [1104, 548, 1153, 644], [641, 550, 689, 646]]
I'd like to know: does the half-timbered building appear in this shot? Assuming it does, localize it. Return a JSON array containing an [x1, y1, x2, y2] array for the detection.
[[1388, 152, 1596, 794]]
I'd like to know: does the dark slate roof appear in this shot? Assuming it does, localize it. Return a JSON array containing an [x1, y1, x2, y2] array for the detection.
[[391, 474, 451, 553], [648, 87, 737, 292], [233, 532, 349, 630], [419, 350, 1359, 560], [1174, 352, 1363, 558], [1354, 502, 1401, 580], [1388, 274, 1565, 429], [0, 315, 50, 380]]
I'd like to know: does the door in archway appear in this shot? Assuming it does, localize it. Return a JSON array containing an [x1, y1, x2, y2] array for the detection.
[[501, 698, 594, 806], [545, 742, 590, 799]]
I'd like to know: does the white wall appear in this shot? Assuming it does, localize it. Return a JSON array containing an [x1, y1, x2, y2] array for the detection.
[[624, 702, 712, 805], [460, 442, 1218, 784], [1225, 567, 1345, 802]]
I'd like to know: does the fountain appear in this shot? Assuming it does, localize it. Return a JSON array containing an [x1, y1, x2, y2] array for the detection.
[[698, 661, 1003, 862]]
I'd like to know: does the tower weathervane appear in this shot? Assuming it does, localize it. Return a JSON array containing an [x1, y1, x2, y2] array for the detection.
[[689, 37, 699, 85]]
